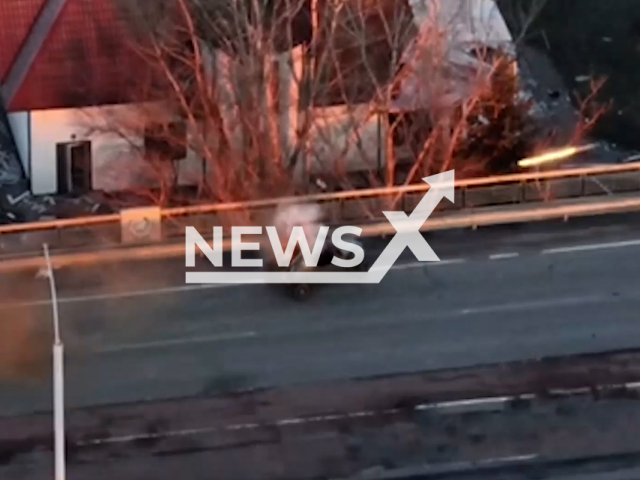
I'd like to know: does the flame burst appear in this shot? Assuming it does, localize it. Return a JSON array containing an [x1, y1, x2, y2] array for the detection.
[[518, 144, 598, 168]]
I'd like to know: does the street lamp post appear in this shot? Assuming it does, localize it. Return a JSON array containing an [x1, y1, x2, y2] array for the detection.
[[43, 244, 66, 480]]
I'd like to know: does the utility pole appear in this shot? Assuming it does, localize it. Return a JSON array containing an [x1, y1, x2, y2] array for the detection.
[[43, 243, 66, 480]]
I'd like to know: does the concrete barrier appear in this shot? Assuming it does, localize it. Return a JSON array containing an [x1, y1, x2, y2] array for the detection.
[[2, 193, 640, 273], [58, 225, 121, 248], [4, 164, 640, 256], [584, 172, 640, 195], [0, 231, 61, 255], [523, 177, 585, 201], [403, 190, 463, 212], [463, 184, 522, 207], [340, 197, 393, 221], [163, 213, 220, 239]]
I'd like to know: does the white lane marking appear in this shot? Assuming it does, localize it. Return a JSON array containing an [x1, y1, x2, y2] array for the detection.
[[414, 395, 532, 411], [0, 283, 237, 310], [542, 238, 640, 255], [76, 380, 640, 447], [473, 454, 539, 465], [94, 331, 256, 353], [390, 258, 465, 270], [1, 259, 466, 309], [458, 295, 607, 315], [427, 454, 539, 473], [489, 252, 519, 260], [237, 294, 619, 342], [90, 294, 615, 355]]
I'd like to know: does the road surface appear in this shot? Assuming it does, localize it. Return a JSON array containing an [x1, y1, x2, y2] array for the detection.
[[2, 214, 640, 415], [4, 372, 640, 480]]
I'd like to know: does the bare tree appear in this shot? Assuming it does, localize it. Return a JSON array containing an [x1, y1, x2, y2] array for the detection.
[[496, 0, 548, 45], [308, 0, 540, 193], [78, 0, 313, 218], [84, 0, 550, 219], [569, 77, 610, 144]]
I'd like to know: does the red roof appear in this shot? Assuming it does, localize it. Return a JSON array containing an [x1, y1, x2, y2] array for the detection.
[[0, 0, 158, 111]]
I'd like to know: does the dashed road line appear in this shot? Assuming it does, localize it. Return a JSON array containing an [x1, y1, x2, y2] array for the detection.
[[0, 283, 235, 310], [93, 331, 257, 353], [489, 252, 519, 260], [88, 293, 617, 354], [4, 236, 640, 310], [0, 259, 467, 309], [542, 238, 640, 255], [458, 295, 608, 315], [74, 381, 640, 447], [391, 258, 465, 270]]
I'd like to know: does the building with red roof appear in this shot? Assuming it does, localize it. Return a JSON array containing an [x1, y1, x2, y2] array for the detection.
[[0, 0, 149, 112], [0, 0, 195, 196], [0, 0, 518, 199]]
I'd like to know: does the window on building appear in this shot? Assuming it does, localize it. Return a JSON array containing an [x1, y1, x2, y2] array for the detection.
[[143, 121, 187, 161], [55, 141, 92, 195]]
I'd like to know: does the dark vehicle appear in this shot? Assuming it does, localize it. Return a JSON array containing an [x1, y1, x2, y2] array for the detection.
[[265, 229, 370, 301]]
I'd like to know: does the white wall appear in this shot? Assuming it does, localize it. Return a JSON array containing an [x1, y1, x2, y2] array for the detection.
[[301, 105, 384, 178], [29, 103, 202, 195], [216, 46, 385, 177], [410, 0, 514, 50], [7, 111, 30, 176]]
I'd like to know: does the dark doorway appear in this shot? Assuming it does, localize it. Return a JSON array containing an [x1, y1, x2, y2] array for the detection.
[[56, 141, 92, 195]]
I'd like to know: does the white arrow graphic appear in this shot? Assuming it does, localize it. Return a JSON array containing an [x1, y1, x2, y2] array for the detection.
[[186, 170, 455, 284]]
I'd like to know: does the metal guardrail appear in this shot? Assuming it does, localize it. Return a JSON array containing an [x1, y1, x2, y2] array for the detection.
[[1, 162, 640, 257], [2, 193, 640, 273], [0, 162, 639, 232], [162, 161, 640, 218]]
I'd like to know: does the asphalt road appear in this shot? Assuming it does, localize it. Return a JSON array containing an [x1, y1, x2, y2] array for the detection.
[[2, 215, 640, 415], [5, 375, 640, 480]]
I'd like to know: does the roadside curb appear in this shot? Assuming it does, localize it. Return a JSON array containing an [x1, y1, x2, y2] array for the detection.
[[65, 380, 640, 447], [333, 451, 640, 480], [4, 349, 640, 447], [417, 381, 640, 416]]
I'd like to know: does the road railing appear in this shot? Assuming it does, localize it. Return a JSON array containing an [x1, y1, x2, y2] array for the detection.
[[2, 192, 640, 273], [161, 161, 640, 217], [1, 162, 640, 258]]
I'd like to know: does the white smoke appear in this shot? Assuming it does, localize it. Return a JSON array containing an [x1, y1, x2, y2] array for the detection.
[[264, 202, 324, 262]]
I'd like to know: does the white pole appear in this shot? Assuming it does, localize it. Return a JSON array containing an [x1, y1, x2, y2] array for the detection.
[[53, 343, 65, 480], [43, 244, 65, 480]]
